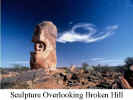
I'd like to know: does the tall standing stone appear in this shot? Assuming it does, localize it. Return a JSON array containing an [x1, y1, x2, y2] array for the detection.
[[30, 21, 57, 71]]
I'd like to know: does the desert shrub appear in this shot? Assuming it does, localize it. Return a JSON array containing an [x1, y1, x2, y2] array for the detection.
[[93, 66, 103, 72], [11, 64, 29, 72], [0, 67, 3, 73], [111, 66, 125, 73], [124, 57, 133, 71], [82, 62, 88, 68], [125, 57, 133, 66], [64, 68, 71, 74], [93, 66, 114, 73], [0, 67, 3, 70], [82, 62, 89, 72]]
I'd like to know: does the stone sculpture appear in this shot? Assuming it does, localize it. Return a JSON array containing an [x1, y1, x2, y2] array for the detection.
[[30, 21, 57, 71]]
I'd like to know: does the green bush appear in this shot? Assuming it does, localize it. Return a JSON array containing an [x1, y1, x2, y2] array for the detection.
[[82, 62, 89, 71], [125, 57, 133, 66], [11, 64, 29, 71]]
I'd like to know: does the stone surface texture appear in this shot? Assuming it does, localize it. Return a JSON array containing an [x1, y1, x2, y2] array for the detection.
[[30, 21, 57, 70]]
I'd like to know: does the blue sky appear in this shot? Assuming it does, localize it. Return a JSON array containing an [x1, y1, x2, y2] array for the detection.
[[1, 0, 133, 67]]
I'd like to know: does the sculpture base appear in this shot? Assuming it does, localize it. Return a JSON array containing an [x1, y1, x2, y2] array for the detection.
[[30, 52, 56, 71]]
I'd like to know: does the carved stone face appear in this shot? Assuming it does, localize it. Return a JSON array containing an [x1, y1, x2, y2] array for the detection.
[[30, 21, 57, 70], [34, 42, 46, 53]]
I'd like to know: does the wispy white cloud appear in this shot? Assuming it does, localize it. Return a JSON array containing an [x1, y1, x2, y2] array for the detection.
[[57, 23, 119, 43], [98, 59, 122, 63], [90, 57, 105, 61]]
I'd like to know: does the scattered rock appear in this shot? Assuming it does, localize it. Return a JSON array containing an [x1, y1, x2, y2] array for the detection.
[[70, 65, 76, 72], [1, 67, 124, 89]]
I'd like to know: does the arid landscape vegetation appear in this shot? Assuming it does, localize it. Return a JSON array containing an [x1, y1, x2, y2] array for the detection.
[[1, 57, 133, 89]]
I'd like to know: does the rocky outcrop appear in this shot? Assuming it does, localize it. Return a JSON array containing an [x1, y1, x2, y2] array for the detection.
[[1, 67, 124, 89], [30, 21, 57, 71], [120, 65, 133, 88]]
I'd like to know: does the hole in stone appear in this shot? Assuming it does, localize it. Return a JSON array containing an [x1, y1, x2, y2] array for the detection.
[[39, 44, 43, 48], [35, 41, 46, 52]]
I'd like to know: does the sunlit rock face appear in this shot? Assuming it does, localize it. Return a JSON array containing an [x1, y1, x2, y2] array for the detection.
[[30, 21, 57, 71]]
